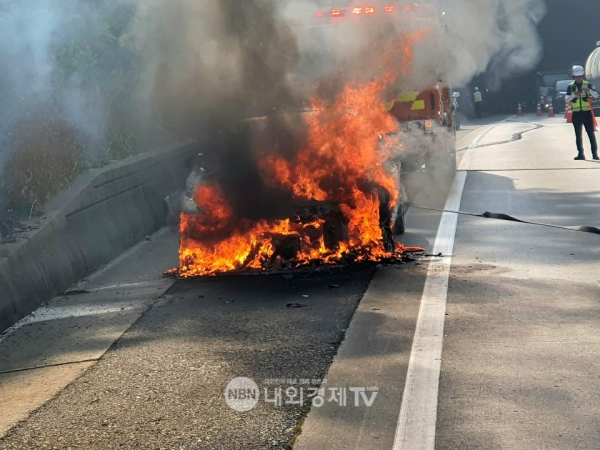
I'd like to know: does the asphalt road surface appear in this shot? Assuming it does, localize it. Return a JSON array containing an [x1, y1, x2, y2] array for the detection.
[[1, 115, 599, 449]]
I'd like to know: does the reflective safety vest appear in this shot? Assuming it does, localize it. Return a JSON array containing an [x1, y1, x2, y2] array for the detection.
[[570, 81, 592, 112], [473, 91, 483, 103]]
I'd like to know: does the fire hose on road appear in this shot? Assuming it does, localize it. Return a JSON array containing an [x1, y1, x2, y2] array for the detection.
[[407, 119, 600, 236], [405, 203, 600, 235]]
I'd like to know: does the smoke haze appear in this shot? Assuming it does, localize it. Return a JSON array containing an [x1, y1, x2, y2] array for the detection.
[[0, 0, 547, 211]]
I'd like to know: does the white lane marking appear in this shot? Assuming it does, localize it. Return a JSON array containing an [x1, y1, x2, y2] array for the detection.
[[88, 282, 154, 292], [392, 119, 509, 450], [12, 302, 148, 325], [0, 281, 166, 345]]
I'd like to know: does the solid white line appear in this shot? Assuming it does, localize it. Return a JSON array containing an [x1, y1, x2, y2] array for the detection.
[[14, 302, 148, 325], [392, 119, 510, 450], [91, 282, 154, 292]]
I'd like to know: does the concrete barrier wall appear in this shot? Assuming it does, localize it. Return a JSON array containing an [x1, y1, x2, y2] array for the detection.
[[0, 143, 196, 332]]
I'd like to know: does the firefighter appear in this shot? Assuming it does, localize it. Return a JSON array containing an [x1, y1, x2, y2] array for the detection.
[[566, 65, 599, 160], [473, 87, 483, 118]]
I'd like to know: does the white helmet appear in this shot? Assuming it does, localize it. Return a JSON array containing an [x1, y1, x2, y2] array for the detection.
[[573, 65, 585, 77], [474, 87, 479, 91]]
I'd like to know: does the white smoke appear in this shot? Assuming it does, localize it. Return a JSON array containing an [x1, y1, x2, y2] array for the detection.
[[0, 0, 547, 190], [286, 0, 547, 91], [438, 0, 547, 88]]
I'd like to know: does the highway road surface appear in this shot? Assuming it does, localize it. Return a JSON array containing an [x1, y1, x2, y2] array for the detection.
[[1, 115, 599, 449]]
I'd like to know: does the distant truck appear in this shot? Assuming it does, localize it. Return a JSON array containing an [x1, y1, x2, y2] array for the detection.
[[585, 42, 600, 113], [537, 70, 571, 112]]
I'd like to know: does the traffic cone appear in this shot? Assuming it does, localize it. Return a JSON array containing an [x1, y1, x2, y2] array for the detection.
[[548, 104, 555, 117], [536, 103, 543, 116], [566, 103, 573, 124], [517, 103, 523, 116], [589, 99, 598, 131]]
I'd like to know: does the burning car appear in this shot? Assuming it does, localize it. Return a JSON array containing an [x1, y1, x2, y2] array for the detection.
[[174, 102, 410, 277], [171, 57, 437, 277], [169, 3, 446, 277]]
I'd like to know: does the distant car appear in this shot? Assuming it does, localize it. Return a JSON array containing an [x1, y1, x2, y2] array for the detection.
[[553, 79, 572, 114], [537, 71, 571, 113]]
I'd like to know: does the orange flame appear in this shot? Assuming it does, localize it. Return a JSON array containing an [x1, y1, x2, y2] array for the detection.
[[176, 31, 429, 277], [261, 79, 399, 248]]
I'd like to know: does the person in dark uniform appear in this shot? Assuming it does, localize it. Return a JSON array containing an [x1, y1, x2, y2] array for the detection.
[[566, 65, 599, 160]]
